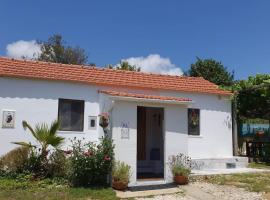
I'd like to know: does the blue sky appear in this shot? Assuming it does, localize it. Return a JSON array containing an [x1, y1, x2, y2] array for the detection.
[[0, 0, 269, 79]]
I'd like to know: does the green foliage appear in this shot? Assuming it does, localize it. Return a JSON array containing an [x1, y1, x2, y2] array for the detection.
[[23, 149, 49, 178], [0, 147, 30, 173], [68, 136, 115, 187], [9, 120, 64, 178], [112, 161, 131, 183], [233, 74, 270, 120], [0, 176, 118, 200], [187, 57, 234, 86], [168, 153, 192, 177], [38, 34, 88, 65], [110, 61, 140, 71], [14, 120, 64, 159], [48, 150, 69, 178], [172, 165, 191, 176]]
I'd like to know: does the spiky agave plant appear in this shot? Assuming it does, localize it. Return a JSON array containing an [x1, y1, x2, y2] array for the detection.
[[13, 120, 65, 158]]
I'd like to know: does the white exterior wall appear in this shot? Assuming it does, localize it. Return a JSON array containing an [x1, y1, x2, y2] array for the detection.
[[164, 105, 188, 182], [110, 100, 188, 185], [0, 77, 232, 185], [111, 101, 138, 185], [161, 91, 233, 159], [0, 78, 103, 155]]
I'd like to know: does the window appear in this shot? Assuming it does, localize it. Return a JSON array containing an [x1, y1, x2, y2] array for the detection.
[[188, 108, 200, 135], [58, 99, 84, 131]]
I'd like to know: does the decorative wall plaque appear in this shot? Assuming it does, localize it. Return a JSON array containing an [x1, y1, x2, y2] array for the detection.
[[2, 110, 15, 128], [121, 122, 130, 139]]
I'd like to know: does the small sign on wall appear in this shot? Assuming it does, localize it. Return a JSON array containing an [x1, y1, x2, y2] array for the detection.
[[121, 122, 130, 139], [2, 110, 15, 128], [88, 116, 97, 130]]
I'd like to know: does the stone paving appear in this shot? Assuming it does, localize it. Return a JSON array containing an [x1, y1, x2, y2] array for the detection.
[[116, 182, 264, 200], [191, 167, 270, 176]]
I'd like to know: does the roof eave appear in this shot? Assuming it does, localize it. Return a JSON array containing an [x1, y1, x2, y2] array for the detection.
[[107, 95, 194, 105]]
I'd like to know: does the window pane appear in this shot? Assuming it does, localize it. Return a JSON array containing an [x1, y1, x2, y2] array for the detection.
[[58, 99, 84, 131], [188, 108, 200, 135]]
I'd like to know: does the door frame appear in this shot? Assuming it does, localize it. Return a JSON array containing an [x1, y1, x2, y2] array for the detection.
[[136, 105, 165, 181]]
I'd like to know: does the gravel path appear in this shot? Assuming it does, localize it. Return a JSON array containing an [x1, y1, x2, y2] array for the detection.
[[136, 182, 264, 200]]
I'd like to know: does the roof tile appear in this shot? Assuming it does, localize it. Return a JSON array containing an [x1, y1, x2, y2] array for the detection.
[[0, 57, 232, 96]]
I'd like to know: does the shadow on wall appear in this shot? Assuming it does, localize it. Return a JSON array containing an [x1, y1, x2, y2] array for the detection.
[[162, 91, 231, 113], [0, 78, 98, 102]]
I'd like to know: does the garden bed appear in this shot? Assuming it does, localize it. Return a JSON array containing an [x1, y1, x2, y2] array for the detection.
[[0, 177, 118, 200]]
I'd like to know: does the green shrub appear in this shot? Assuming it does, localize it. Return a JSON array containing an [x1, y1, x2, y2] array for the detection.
[[169, 153, 192, 177], [68, 136, 114, 187], [23, 149, 49, 178], [112, 161, 131, 183], [0, 147, 30, 173], [172, 165, 191, 176], [48, 150, 68, 178]]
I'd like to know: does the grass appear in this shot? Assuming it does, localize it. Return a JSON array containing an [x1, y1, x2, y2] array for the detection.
[[0, 178, 118, 200], [248, 162, 270, 169], [205, 172, 270, 193]]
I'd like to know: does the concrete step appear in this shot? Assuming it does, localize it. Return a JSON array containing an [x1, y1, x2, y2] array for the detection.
[[192, 156, 248, 170]]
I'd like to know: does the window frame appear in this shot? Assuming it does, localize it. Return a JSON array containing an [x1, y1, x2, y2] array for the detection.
[[187, 108, 200, 136], [58, 98, 85, 132]]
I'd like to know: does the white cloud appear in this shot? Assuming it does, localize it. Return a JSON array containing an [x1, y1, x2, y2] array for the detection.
[[120, 54, 183, 75], [6, 40, 41, 59]]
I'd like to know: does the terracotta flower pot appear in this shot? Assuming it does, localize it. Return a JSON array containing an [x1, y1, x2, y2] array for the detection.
[[174, 175, 188, 185], [112, 180, 128, 191]]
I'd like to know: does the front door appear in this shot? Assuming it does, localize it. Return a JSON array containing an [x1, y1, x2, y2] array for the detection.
[[137, 106, 164, 180]]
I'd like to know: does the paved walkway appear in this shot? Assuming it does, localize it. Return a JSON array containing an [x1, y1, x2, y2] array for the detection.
[[133, 182, 263, 200], [191, 167, 270, 175], [116, 182, 264, 199], [116, 168, 269, 199]]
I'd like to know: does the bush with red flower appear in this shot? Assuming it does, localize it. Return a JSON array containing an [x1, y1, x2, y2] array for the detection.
[[68, 136, 114, 187]]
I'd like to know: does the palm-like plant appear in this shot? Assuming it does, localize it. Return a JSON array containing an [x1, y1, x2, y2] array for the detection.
[[13, 120, 64, 158]]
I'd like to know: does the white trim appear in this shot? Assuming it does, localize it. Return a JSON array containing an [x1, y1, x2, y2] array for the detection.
[[188, 135, 203, 138], [108, 95, 194, 105], [57, 131, 85, 134]]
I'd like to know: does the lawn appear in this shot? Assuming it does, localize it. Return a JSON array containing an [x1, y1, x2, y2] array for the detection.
[[0, 178, 118, 200], [248, 162, 270, 169], [205, 172, 270, 193]]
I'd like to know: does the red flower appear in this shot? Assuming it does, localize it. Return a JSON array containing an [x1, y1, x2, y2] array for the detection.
[[84, 150, 93, 157], [99, 112, 109, 118], [104, 155, 111, 161], [63, 150, 72, 155]]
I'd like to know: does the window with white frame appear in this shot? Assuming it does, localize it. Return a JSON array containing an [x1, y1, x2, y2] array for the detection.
[[188, 108, 200, 135], [58, 99, 84, 131]]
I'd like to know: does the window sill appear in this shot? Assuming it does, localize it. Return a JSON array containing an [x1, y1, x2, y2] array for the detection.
[[57, 130, 85, 134], [188, 135, 203, 138]]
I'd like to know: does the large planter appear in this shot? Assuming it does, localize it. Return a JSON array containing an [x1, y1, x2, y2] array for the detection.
[[112, 180, 128, 191], [174, 175, 188, 185]]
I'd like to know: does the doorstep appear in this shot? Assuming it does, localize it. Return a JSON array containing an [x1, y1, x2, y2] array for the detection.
[[115, 184, 183, 199]]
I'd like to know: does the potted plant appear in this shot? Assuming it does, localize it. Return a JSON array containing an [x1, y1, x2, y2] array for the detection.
[[172, 165, 191, 185], [169, 153, 192, 185], [99, 112, 109, 128], [112, 161, 131, 190]]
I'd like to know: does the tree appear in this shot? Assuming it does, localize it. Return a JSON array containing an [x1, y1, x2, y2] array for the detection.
[[187, 57, 234, 86], [108, 61, 140, 71], [13, 120, 64, 158], [38, 34, 88, 65], [234, 74, 270, 121]]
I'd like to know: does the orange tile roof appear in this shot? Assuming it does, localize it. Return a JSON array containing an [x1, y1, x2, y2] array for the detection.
[[99, 90, 192, 102], [0, 57, 232, 96]]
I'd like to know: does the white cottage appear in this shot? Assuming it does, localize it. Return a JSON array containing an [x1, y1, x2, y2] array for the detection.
[[0, 57, 243, 186]]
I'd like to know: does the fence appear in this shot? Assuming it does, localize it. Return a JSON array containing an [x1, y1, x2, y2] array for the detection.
[[246, 141, 270, 160]]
